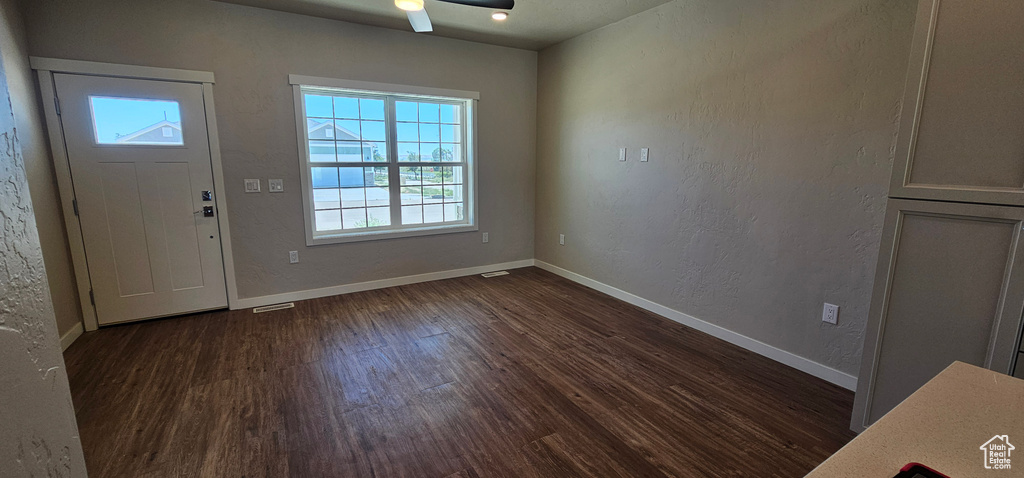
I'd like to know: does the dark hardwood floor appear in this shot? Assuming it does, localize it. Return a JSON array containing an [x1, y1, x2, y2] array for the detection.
[[64, 267, 855, 477]]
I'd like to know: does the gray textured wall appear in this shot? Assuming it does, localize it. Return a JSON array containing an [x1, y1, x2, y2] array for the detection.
[[0, 0, 81, 339], [0, 0, 87, 474], [21, 0, 537, 300], [535, 0, 916, 376]]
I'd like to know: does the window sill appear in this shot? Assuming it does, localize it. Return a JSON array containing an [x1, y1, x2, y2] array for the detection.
[[307, 223, 478, 246]]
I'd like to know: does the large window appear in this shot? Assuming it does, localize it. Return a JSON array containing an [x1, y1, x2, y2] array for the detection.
[[291, 76, 477, 245]]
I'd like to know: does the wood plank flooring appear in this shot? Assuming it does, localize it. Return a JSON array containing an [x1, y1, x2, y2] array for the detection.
[[63, 267, 855, 477]]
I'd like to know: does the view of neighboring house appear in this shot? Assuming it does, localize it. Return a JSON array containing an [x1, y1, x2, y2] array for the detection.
[[307, 119, 376, 162], [114, 119, 183, 145]]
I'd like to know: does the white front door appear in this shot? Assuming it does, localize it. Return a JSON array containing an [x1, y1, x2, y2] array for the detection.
[[54, 73, 227, 325]]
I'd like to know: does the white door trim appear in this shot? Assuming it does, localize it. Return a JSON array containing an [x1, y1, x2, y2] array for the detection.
[[33, 58, 238, 331]]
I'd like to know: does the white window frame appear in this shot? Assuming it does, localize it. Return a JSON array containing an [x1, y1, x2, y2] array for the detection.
[[290, 75, 479, 246]]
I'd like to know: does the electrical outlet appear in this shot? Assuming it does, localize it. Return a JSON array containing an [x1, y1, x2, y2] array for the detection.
[[559, 234, 565, 246], [289, 251, 299, 264], [482, 232, 489, 243], [244, 179, 261, 193], [822, 303, 839, 325], [269, 179, 284, 193], [641, 148, 650, 162], [618, 148, 627, 162]]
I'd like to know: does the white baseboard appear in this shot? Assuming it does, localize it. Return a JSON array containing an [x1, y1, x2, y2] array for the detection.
[[233, 259, 536, 310], [534, 260, 858, 391], [59, 321, 84, 351]]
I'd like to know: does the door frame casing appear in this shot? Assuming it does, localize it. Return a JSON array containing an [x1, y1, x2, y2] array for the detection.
[[31, 57, 239, 331]]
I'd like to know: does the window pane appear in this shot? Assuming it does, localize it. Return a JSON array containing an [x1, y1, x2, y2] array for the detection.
[[437, 144, 458, 162], [367, 207, 391, 226], [442, 185, 461, 203], [423, 204, 444, 224], [309, 141, 336, 162], [442, 143, 461, 162], [362, 142, 385, 162], [308, 119, 334, 140], [396, 123, 418, 142], [366, 187, 389, 207], [361, 121, 385, 141], [418, 103, 440, 123], [401, 205, 423, 225], [313, 189, 340, 210], [421, 167, 441, 186], [339, 167, 366, 188], [343, 208, 366, 229], [401, 186, 422, 205], [333, 97, 359, 119], [398, 142, 420, 162], [396, 101, 418, 122], [400, 166, 421, 183], [360, 98, 385, 121], [449, 166, 464, 184], [90, 96, 183, 146], [440, 104, 460, 124], [312, 167, 340, 188], [440, 124, 458, 143], [424, 185, 443, 204], [306, 94, 333, 117], [336, 141, 362, 162], [419, 123, 440, 142], [369, 167, 389, 186], [444, 203, 464, 222], [335, 120, 360, 140], [420, 143, 440, 161], [341, 188, 365, 208], [315, 209, 341, 231]]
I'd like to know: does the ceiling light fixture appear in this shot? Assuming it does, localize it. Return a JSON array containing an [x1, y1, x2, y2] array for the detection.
[[492, 11, 509, 21], [395, 0, 424, 12]]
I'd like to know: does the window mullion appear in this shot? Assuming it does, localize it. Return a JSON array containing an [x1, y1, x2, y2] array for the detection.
[[386, 96, 402, 226]]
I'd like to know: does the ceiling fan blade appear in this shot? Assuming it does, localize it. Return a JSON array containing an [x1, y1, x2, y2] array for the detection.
[[435, 0, 515, 10], [407, 9, 433, 32]]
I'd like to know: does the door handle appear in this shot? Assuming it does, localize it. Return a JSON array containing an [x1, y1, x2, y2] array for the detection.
[[194, 206, 214, 217]]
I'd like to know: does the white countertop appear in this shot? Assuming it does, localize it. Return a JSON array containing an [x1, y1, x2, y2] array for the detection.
[[807, 361, 1024, 477]]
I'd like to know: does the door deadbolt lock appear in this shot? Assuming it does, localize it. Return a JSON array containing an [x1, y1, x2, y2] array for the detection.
[[202, 191, 213, 201]]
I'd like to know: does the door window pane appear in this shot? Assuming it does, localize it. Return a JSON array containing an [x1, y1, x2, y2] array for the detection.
[[90, 96, 184, 146]]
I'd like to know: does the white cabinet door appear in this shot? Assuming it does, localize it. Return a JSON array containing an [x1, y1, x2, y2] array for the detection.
[[890, 0, 1024, 206], [851, 199, 1024, 431], [54, 73, 227, 325]]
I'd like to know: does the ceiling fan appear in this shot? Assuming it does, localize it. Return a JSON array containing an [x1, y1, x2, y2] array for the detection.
[[395, 0, 515, 33]]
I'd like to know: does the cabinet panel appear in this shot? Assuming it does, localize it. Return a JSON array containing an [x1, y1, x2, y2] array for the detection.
[[890, 0, 1024, 205], [851, 199, 1024, 431]]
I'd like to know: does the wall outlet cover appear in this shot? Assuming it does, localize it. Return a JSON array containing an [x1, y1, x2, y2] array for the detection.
[[244, 178, 261, 193], [482, 232, 489, 243], [269, 179, 284, 192], [822, 303, 839, 325], [619, 148, 627, 162], [289, 251, 299, 264], [641, 148, 650, 162]]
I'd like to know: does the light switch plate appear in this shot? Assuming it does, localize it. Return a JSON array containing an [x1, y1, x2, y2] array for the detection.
[[289, 251, 299, 264], [559, 234, 565, 246], [619, 148, 627, 162], [244, 179, 261, 193], [641, 148, 650, 162], [269, 179, 284, 193]]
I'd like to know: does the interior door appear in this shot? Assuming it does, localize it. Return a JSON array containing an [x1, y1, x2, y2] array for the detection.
[[54, 73, 227, 325]]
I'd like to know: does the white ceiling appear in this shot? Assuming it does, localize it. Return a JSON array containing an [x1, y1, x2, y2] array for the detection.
[[212, 0, 674, 50]]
